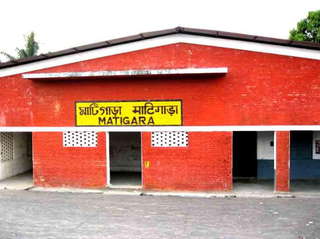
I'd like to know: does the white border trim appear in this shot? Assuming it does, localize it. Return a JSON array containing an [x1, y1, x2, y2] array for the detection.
[[140, 131, 143, 189], [274, 132, 276, 192], [23, 68, 228, 79], [106, 132, 110, 186], [1, 34, 320, 78], [106, 132, 143, 189], [2, 125, 320, 132], [274, 132, 277, 170], [288, 132, 290, 173]]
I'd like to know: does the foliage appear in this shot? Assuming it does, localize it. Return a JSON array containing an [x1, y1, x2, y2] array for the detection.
[[0, 32, 39, 61], [289, 10, 320, 43]]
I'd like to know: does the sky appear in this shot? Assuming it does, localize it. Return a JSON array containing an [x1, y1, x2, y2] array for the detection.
[[0, 0, 320, 62]]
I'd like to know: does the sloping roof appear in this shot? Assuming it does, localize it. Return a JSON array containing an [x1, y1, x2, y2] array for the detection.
[[1, 26, 320, 70]]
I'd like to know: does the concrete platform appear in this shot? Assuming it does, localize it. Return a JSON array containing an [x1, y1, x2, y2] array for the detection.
[[3, 175, 320, 198], [291, 179, 320, 197], [233, 179, 320, 197], [109, 172, 142, 188], [233, 179, 274, 196], [0, 170, 33, 190]]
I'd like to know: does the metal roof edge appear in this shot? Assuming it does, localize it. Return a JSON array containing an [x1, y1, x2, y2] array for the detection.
[[1, 26, 320, 70]]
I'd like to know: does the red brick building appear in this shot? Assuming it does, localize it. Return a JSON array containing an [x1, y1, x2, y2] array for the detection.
[[0, 27, 320, 193]]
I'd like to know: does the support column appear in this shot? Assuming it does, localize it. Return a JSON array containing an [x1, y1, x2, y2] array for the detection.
[[275, 131, 290, 192]]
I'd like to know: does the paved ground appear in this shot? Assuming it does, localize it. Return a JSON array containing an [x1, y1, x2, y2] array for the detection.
[[2, 172, 320, 196], [0, 190, 319, 239]]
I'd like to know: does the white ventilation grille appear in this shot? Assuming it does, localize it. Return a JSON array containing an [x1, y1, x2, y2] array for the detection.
[[0, 133, 14, 162], [63, 131, 98, 147], [152, 131, 188, 147]]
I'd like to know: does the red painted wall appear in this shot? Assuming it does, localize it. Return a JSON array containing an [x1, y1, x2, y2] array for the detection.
[[1, 42, 319, 190], [1, 43, 320, 127], [276, 131, 290, 192], [0, 75, 32, 126], [33, 132, 106, 188], [142, 132, 232, 191], [29, 43, 320, 127]]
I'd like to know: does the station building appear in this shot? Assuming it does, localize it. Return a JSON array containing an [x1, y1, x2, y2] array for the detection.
[[0, 27, 320, 193]]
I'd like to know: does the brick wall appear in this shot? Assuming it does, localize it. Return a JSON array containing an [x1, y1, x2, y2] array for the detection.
[[33, 132, 106, 188], [0, 75, 33, 126], [142, 132, 232, 191], [28, 43, 320, 127], [1, 43, 319, 190], [276, 131, 290, 192], [1, 43, 320, 127]]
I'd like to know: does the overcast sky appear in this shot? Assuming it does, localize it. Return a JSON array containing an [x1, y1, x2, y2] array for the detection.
[[0, 0, 320, 62]]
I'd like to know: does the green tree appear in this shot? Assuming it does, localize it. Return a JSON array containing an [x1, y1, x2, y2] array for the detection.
[[289, 10, 320, 43], [0, 32, 39, 61]]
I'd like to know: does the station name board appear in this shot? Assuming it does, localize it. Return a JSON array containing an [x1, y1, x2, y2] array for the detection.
[[75, 100, 183, 126]]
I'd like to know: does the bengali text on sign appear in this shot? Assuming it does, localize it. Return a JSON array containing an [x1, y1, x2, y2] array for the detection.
[[75, 100, 183, 126]]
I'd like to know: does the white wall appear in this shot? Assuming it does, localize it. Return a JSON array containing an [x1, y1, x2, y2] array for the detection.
[[0, 133, 32, 181], [257, 131, 274, 160], [110, 132, 141, 172]]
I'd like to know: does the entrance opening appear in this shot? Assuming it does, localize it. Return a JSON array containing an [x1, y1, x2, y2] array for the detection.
[[290, 131, 320, 194], [0, 132, 33, 190], [233, 131, 257, 179], [233, 131, 275, 193], [109, 132, 142, 188]]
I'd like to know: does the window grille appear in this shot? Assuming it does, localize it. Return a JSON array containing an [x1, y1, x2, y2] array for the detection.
[[0, 133, 14, 162], [63, 131, 98, 147], [151, 131, 188, 147]]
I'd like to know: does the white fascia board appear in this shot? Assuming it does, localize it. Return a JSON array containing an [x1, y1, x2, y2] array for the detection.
[[1, 34, 320, 78], [1, 125, 320, 132], [22, 67, 228, 79]]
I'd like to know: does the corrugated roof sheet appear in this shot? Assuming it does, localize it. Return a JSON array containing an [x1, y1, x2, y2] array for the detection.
[[1, 26, 320, 70]]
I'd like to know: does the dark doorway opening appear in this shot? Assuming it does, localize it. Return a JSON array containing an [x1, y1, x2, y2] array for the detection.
[[290, 131, 320, 193], [233, 131, 257, 179], [109, 132, 142, 188]]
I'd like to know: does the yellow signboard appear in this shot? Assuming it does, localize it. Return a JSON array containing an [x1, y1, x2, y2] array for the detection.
[[75, 100, 183, 126]]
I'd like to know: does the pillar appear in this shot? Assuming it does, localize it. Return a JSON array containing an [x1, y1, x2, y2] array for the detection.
[[275, 131, 290, 192]]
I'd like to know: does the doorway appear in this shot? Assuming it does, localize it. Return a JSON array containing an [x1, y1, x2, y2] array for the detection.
[[108, 132, 142, 188], [233, 131, 257, 179], [0, 132, 33, 190], [290, 131, 320, 193], [233, 131, 275, 194]]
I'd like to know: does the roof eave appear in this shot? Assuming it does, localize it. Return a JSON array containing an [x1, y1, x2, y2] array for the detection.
[[1, 26, 320, 71]]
